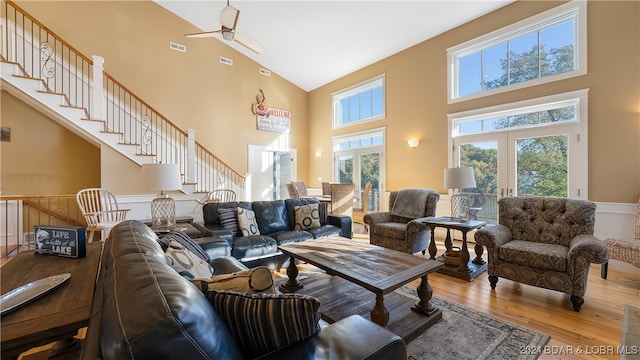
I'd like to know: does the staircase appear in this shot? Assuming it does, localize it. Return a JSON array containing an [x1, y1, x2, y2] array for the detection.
[[0, 0, 245, 196]]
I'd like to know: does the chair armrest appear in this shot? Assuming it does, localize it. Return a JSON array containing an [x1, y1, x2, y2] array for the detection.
[[209, 256, 249, 274], [364, 212, 392, 227], [327, 215, 352, 239], [406, 218, 430, 236], [568, 235, 609, 264], [474, 224, 512, 249]]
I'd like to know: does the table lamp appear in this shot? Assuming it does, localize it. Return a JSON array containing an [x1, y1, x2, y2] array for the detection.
[[444, 167, 476, 221], [142, 163, 182, 229]]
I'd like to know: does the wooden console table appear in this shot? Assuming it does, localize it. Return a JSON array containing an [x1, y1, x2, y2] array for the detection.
[[1, 242, 102, 360], [421, 216, 487, 281]]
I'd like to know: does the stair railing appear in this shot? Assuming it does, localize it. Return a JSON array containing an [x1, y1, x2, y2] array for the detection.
[[1, 0, 244, 194]]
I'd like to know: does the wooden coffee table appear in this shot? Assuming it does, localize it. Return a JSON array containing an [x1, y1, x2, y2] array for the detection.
[[1, 242, 102, 360], [278, 237, 443, 342]]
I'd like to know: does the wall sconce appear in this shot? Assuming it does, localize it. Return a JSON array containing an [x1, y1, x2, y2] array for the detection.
[[315, 151, 322, 158], [407, 138, 420, 148]]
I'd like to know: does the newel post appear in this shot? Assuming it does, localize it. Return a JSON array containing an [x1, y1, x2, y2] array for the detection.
[[187, 129, 196, 184], [91, 55, 105, 120]]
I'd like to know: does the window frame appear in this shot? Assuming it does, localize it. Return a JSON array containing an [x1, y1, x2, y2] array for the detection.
[[332, 74, 386, 129], [447, 1, 587, 104]]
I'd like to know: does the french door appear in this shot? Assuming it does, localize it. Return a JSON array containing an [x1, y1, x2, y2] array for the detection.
[[452, 123, 580, 221], [334, 146, 383, 211]]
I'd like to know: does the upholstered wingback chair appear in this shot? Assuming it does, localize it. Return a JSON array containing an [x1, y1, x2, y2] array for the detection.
[[474, 196, 609, 312], [364, 189, 439, 254]]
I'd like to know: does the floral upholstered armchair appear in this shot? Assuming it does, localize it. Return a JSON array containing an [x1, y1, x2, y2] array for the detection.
[[364, 189, 439, 254], [474, 196, 609, 312]]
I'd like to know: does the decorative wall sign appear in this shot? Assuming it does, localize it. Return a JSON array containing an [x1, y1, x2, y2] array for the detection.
[[34, 226, 86, 258], [251, 89, 291, 133], [1, 127, 10, 141]]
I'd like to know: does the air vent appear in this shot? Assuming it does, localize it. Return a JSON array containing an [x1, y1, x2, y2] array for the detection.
[[169, 42, 186, 53], [219, 56, 233, 66], [259, 68, 271, 76]]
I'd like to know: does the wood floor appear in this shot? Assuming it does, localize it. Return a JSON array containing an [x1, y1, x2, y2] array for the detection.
[[312, 227, 639, 360], [3, 227, 639, 360]]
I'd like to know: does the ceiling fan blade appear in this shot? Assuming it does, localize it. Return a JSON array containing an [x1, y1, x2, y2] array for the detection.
[[185, 29, 222, 38], [234, 32, 263, 54], [219, 5, 239, 30]]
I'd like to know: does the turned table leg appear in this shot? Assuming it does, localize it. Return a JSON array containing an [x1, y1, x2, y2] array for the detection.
[[472, 242, 486, 265], [428, 225, 438, 260], [411, 275, 438, 315], [370, 293, 389, 327], [279, 256, 303, 293], [457, 231, 472, 273]]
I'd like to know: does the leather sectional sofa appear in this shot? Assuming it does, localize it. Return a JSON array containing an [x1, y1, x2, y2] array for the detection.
[[196, 197, 352, 268], [80, 220, 406, 359]]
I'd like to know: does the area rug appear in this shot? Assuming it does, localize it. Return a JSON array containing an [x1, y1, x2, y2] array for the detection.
[[622, 304, 640, 360], [274, 273, 550, 360], [395, 286, 550, 360]]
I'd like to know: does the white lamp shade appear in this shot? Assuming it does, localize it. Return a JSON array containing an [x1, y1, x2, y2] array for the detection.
[[444, 167, 476, 190], [142, 163, 183, 192]]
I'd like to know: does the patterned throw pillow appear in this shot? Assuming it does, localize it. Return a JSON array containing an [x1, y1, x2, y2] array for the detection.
[[237, 207, 260, 236], [318, 202, 329, 225], [207, 290, 321, 358], [294, 203, 321, 230], [191, 266, 275, 294], [217, 207, 239, 236], [165, 240, 213, 279]]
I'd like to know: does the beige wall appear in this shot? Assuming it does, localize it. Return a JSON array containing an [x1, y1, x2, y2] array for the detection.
[[0, 91, 101, 195], [308, 1, 639, 203], [14, 0, 310, 193], [4, 1, 639, 203]]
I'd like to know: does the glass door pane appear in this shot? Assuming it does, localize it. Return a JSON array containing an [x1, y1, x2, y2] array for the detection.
[[359, 151, 380, 211], [458, 140, 499, 222], [513, 134, 568, 197], [336, 154, 353, 184]]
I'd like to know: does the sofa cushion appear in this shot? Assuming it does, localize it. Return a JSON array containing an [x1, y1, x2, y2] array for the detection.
[[253, 200, 290, 234], [232, 235, 279, 259], [238, 207, 261, 236], [270, 230, 314, 245], [499, 240, 568, 272], [309, 225, 343, 239], [191, 266, 275, 294], [202, 201, 246, 225], [294, 203, 321, 230], [217, 207, 240, 236], [207, 290, 321, 359], [165, 240, 214, 279]]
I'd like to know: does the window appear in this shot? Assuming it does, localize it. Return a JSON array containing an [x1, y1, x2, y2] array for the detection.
[[449, 89, 589, 223], [448, 1, 586, 103], [333, 74, 385, 128]]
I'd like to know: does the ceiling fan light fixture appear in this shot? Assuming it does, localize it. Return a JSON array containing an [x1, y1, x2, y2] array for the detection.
[[222, 30, 234, 41]]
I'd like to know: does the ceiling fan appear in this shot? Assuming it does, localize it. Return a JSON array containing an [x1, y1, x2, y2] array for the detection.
[[184, 0, 263, 54]]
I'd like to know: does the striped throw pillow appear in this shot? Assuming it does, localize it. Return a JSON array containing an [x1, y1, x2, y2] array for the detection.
[[207, 290, 321, 358], [217, 207, 239, 236]]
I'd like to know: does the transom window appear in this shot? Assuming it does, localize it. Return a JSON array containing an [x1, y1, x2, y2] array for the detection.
[[448, 1, 586, 103], [332, 74, 385, 128]]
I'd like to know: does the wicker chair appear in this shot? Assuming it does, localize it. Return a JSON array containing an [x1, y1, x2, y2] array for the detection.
[[76, 188, 130, 242], [475, 196, 609, 311], [352, 182, 373, 227], [207, 189, 237, 203], [601, 199, 640, 279], [330, 183, 355, 217], [286, 183, 299, 198], [292, 181, 308, 197]]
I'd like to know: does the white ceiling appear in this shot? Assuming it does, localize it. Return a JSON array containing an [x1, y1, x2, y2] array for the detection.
[[155, 1, 514, 92]]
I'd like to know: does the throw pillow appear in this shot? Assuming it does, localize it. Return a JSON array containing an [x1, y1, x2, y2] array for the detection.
[[294, 203, 321, 230], [158, 230, 210, 262], [165, 240, 213, 279], [237, 207, 260, 236], [191, 266, 275, 294], [318, 202, 329, 225], [207, 290, 321, 358], [217, 207, 239, 236]]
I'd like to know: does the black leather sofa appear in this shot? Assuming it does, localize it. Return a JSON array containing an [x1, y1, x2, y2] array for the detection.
[[81, 220, 406, 360], [197, 197, 352, 268]]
